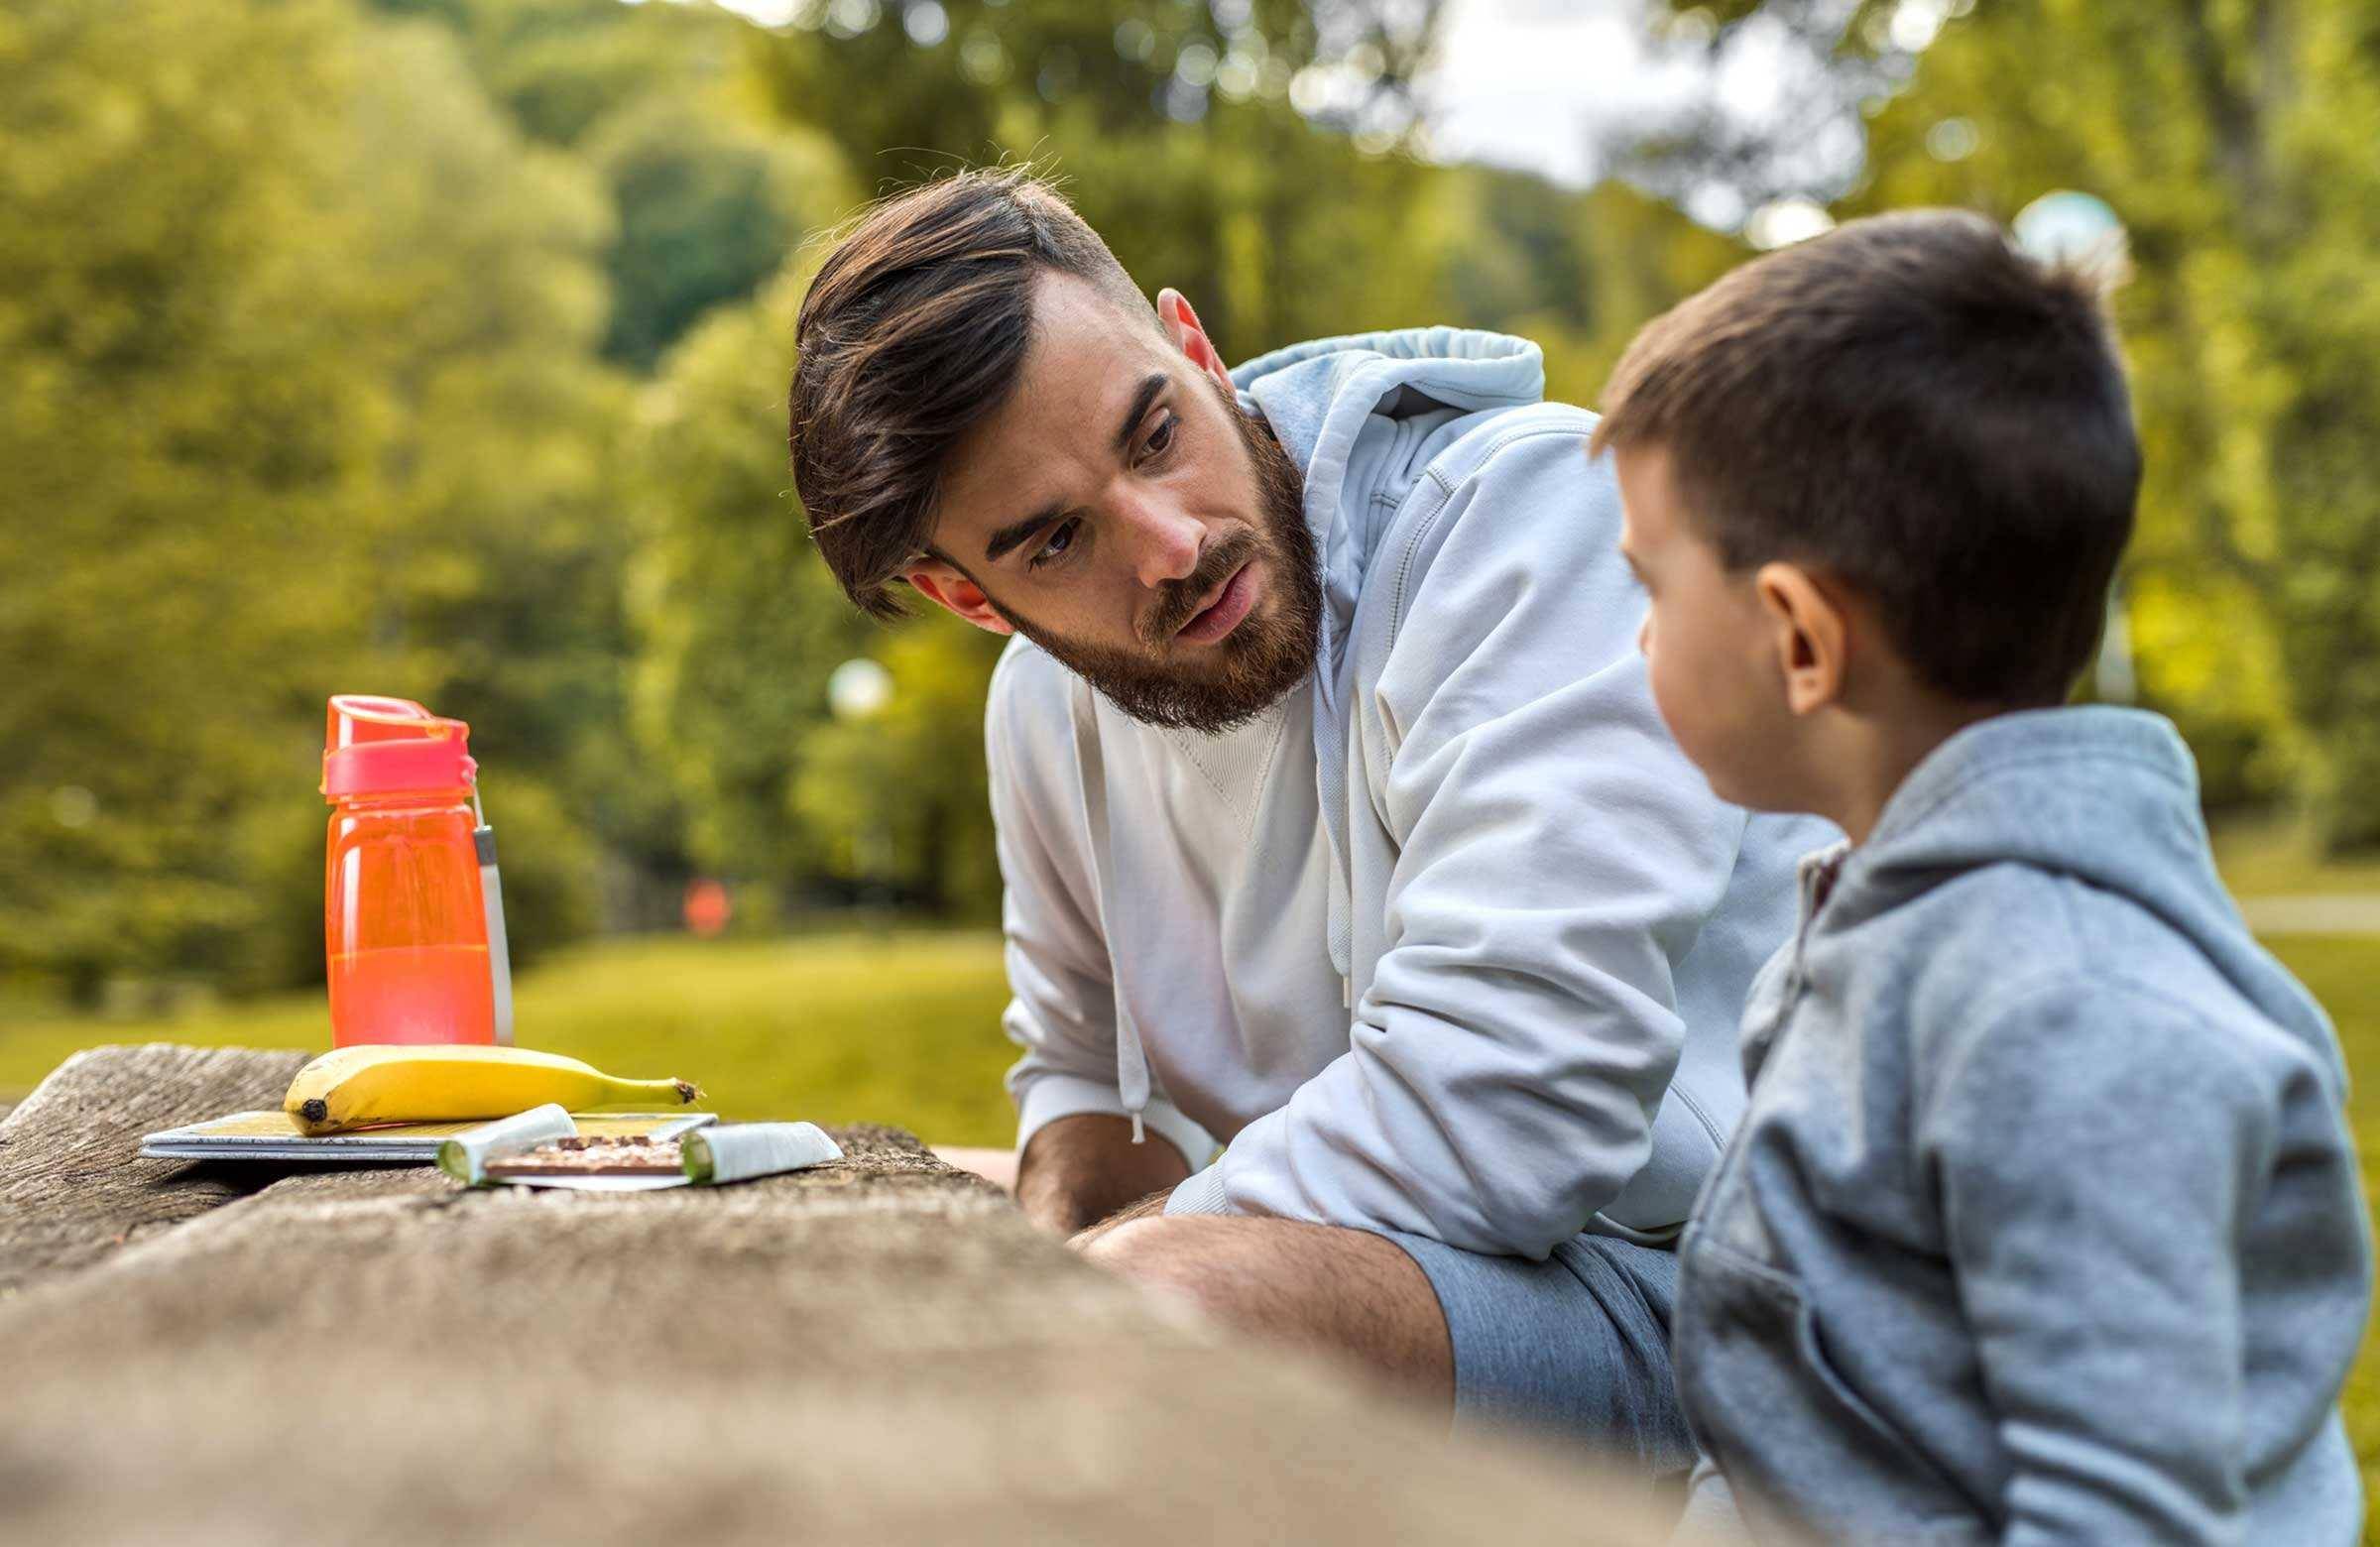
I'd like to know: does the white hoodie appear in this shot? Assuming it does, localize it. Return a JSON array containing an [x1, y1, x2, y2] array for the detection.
[[992, 328, 1827, 1257]]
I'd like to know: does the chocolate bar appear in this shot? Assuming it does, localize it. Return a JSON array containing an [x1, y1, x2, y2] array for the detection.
[[482, 1133, 686, 1178]]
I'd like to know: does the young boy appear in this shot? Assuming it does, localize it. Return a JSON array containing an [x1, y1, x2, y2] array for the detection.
[[1596, 210, 2371, 1544]]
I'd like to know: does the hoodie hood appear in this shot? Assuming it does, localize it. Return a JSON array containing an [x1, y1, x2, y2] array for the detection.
[[1078, 330, 1549, 1141], [1227, 329, 1546, 995], [1829, 706, 2336, 1063], [1080, 330, 1545, 1141], [1233, 327, 1546, 687]]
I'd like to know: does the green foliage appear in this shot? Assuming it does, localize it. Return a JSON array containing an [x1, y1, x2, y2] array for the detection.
[[1661, 0, 2380, 849], [367, 0, 750, 147], [789, 625, 1007, 913], [585, 93, 853, 369], [619, 2, 1754, 920], [0, 0, 647, 1000], [625, 266, 873, 884], [0, 930, 1022, 1145], [3, 0, 1754, 994], [74, 0, 2366, 994]]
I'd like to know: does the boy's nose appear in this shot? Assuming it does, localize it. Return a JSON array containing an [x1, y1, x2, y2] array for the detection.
[[1637, 614, 1654, 656]]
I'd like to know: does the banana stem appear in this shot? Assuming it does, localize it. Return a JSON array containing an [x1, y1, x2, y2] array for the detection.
[[598, 1078, 701, 1108]]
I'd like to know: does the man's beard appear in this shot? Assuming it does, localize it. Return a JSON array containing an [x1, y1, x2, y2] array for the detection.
[[989, 387, 1323, 736]]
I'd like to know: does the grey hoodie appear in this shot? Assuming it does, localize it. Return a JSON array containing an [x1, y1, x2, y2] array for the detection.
[[1674, 707, 2370, 1545]]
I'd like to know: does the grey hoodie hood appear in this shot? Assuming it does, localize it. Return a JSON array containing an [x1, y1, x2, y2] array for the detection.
[[1808, 706, 2339, 1081]]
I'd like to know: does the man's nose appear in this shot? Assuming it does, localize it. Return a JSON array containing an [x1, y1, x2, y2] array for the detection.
[[1114, 491, 1205, 590]]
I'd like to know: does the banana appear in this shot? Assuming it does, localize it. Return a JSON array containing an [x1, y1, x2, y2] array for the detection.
[[284, 1044, 701, 1134]]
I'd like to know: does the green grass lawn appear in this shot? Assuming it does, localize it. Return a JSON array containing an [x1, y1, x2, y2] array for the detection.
[[0, 928, 1022, 1145], [2283, 933, 2380, 1536], [2213, 815, 2380, 897], [2, 827, 2376, 1529]]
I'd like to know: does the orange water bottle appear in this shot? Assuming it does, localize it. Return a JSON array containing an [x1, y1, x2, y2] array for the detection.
[[321, 695, 514, 1047]]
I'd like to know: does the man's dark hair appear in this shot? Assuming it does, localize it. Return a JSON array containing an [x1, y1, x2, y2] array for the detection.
[[789, 168, 1149, 619], [1592, 209, 2141, 708]]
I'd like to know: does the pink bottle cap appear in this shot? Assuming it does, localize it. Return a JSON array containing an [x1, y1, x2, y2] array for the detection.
[[321, 695, 477, 800]]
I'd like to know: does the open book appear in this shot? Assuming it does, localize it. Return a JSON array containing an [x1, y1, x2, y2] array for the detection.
[[139, 1109, 716, 1164]]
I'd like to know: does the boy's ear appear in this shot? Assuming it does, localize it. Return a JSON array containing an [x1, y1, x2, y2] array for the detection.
[[906, 559, 1014, 637], [1156, 288, 1233, 392], [1754, 561, 1847, 716]]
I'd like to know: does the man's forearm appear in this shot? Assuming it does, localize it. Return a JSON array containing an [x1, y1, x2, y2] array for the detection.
[[1013, 1113, 1191, 1235]]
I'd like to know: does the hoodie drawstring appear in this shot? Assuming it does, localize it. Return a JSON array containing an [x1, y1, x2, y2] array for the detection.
[[1071, 683, 1151, 1142]]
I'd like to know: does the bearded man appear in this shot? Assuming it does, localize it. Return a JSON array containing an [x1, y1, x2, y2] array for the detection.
[[787, 169, 1826, 1469]]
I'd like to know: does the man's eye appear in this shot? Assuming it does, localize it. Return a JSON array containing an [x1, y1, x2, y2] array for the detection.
[[1143, 414, 1177, 459], [1029, 518, 1079, 569]]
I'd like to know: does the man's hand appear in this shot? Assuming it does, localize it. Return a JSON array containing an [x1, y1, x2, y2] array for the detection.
[[1013, 1113, 1189, 1236]]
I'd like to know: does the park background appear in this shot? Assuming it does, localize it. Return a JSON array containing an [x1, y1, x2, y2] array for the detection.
[[3, 0, 2376, 1526]]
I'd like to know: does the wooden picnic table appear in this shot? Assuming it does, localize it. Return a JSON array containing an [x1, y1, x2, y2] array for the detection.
[[0, 1043, 1671, 1545]]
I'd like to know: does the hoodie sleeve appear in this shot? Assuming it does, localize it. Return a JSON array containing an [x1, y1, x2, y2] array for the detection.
[[1923, 982, 2280, 1545], [988, 648, 1215, 1171], [1167, 426, 1748, 1254]]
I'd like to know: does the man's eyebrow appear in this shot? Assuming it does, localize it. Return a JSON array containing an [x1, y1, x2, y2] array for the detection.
[[984, 502, 1066, 564], [981, 374, 1171, 564], [1112, 372, 1168, 454]]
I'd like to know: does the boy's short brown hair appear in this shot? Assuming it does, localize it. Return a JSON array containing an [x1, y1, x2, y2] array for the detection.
[[788, 168, 1147, 619], [1593, 210, 2140, 708]]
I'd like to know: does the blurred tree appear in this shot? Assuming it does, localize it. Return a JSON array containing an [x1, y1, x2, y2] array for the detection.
[[626, 254, 1009, 914], [742, 0, 1473, 357], [379, 0, 859, 372], [367, 0, 748, 147], [1610, 0, 1916, 225], [626, 264, 876, 890], [1426, 169, 1747, 407], [584, 96, 854, 370], [2, 0, 382, 998], [619, 0, 1754, 917], [790, 625, 1006, 913], [0, 0, 628, 998], [1838, 0, 2378, 848], [4, 0, 1795, 1002], [1630, 0, 2380, 849]]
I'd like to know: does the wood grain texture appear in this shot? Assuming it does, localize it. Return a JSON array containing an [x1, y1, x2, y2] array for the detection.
[[0, 1045, 1674, 1546], [0, 1042, 309, 1294]]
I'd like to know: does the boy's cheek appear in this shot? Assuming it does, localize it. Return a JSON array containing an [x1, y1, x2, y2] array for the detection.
[[1647, 654, 1757, 802], [1644, 655, 1704, 763]]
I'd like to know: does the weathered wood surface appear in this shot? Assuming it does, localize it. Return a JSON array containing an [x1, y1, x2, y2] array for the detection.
[[0, 1043, 310, 1294], [0, 1045, 1673, 1546]]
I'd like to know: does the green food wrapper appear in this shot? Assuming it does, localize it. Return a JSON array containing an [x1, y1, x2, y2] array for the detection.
[[436, 1105, 577, 1185], [680, 1122, 843, 1184]]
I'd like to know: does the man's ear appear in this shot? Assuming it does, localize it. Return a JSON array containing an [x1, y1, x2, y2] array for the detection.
[[1156, 289, 1233, 392], [1753, 561, 1848, 716], [906, 559, 1014, 637]]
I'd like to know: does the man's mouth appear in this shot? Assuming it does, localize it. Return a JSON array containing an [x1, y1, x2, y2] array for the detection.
[[1175, 560, 1259, 646]]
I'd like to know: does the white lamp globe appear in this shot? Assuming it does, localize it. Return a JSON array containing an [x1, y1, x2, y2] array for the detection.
[[2012, 190, 2128, 275], [827, 657, 895, 722]]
